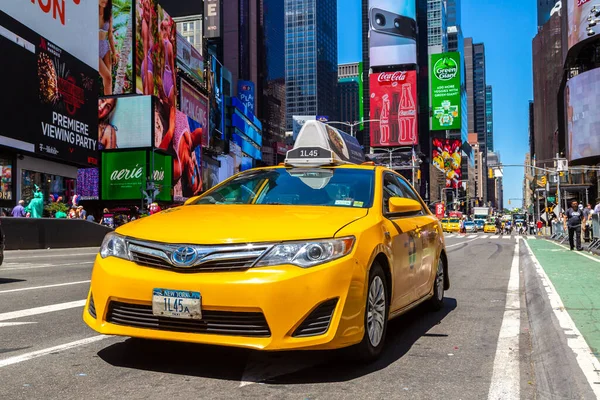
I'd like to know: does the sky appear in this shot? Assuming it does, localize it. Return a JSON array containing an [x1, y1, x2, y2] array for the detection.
[[337, 0, 536, 210]]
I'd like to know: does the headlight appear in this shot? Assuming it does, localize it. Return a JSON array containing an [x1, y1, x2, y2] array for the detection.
[[99, 232, 129, 260], [255, 237, 355, 268]]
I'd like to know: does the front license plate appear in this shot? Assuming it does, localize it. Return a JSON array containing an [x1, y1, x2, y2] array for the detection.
[[152, 288, 202, 319]]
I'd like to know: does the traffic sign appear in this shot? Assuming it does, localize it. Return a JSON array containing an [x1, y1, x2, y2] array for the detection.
[[547, 196, 556, 203]]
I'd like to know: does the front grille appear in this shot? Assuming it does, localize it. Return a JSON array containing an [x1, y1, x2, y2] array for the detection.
[[106, 301, 271, 337], [292, 298, 338, 337], [127, 241, 270, 272], [88, 295, 96, 319]]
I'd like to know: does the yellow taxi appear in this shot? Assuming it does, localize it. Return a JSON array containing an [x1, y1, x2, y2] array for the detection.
[[446, 218, 460, 233], [84, 121, 449, 360], [441, 218, 449, 232], [484, 221, 496, 233]]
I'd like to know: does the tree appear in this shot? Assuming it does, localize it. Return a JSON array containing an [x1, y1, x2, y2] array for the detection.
[[113, 0, 133, 94]]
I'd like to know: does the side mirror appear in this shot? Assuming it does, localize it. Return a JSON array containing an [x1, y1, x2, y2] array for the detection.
[[388, 197, 422, 214], [184, 196, 201, 206]]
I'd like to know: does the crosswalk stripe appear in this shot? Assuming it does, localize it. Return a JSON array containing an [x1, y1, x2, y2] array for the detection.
[[490, 235, 499, 239], [467, 235, 477, 238], [446, 234, 455, 238], [480, 235, 489, 239]]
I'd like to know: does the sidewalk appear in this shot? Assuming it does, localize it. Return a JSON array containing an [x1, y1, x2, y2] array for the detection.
[[526, 239, 600, 358]]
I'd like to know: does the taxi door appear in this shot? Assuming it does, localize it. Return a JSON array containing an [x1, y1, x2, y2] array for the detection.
[[391, 175, 439, 300], [381, 173, 422, 312]]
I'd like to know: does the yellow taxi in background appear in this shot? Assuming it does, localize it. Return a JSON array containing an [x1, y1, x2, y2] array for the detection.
[[446, 218, 460, 233], [484, 221, 496, 233], [84, 121, 449, 361], [441, 218, 449, 232]]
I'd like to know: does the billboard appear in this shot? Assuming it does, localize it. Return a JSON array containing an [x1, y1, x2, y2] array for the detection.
[[566, 68, 600, 161], [204, 0, 221, 38], [98, 96, 152, 149], [152, 152, 173, 202], [369, 71, 418, 147], [99, 0, 134, 95], [238, 80, 256, 114], [202, 156, 220, 190], [77, 168, 99, 200], [430, 52, 461, 131], [101, 150, 146, 200], [2, 0, 98, 70], [0, 11, 99, 167], [208, 56, 225, 141], [176, 32, 204, 84], [567, 0, 598, 50], [180, 80, 209, 147], [432, 138, 462, 189], [368, 0, 417, 67]]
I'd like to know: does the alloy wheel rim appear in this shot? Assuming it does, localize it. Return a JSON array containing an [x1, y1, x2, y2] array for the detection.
[[436, 259, 444, 301], [367, 276, 386, 347]]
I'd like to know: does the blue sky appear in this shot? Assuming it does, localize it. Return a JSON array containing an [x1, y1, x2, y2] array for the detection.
[[337, 0, 536, 210]]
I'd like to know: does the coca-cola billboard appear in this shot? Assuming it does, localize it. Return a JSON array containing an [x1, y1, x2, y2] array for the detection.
[[369, 70, 418, 147]]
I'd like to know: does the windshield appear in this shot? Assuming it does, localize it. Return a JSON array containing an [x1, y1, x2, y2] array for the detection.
[[191, 168, 375, 208], [450, 219, 459, 223]]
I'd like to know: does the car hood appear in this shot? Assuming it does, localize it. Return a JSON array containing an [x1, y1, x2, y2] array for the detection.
[[116, 205, 370, 245]]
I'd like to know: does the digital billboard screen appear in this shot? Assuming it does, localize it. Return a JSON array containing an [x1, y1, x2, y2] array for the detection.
[[432, 138, 462, 189], [176, 32, 204, 84], [566, 68, 600, 161], [568, 0, 598, 50], [369, 71, 418, 147], [180, 80, 209, 147], [152, 152, 172, 202], [98, 96, 152, 149], [99, 0, 134, 95], [77, 168, 99, 200], [101, 150, 146, 200], [430, 52, 461, 131], [368, 0, 417, 67], [0, 11, 99, 167]]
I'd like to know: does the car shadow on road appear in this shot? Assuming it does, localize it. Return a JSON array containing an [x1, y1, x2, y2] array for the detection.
[[0, 278, 26, 285], [97, 297, 457, 384]]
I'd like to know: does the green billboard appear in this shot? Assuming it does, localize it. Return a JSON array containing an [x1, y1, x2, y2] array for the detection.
[[101, 151, 146, 200], [152, 153, 173, 202], [430, 52, 461, 131]]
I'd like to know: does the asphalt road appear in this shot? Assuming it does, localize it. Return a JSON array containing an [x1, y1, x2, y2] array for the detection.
[[0, 234, 597, 400]]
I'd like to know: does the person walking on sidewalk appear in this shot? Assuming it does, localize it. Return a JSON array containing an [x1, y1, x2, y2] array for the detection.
[[537, 219, 543, 235], [565, 200, 584, 251], [583, 203, 592, 242]]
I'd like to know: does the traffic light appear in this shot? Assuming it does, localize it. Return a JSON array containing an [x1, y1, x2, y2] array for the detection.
[[488, 168, 494, 179], [417, 170, 421, 179]]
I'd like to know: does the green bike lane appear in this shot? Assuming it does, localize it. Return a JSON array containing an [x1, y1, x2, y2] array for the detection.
[[526, 239, 600, 358]]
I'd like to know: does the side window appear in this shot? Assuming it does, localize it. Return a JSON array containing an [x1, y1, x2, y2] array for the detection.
[[382, 173, 424, 215]]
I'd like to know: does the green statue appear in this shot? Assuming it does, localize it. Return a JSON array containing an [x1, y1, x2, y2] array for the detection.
[[25, 185, 44, 218]]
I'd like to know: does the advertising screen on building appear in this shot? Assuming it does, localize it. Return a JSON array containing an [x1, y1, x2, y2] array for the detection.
[[135, 0, 177, 103], [2, 0, 98, 70], [0, 11, 99, 167], [430, 52, 461, 131], [204, 0, 221, 38], [77, 168, 99, 200], [369, 71, 418, 147], [99, 0, 134, 95], [566, 68, 600, 161], [432, 138, 462, 188], [180, 80, 208, 147], [368, 0, 417, 67], [237, 80, 255, 114], [568, 0, 598, 50], [98, 96, 152, 149], [101, 151, 146, 200], [208, 56, 225, 141], [176, 32, 204, 84], [152, 152, 172, 202]]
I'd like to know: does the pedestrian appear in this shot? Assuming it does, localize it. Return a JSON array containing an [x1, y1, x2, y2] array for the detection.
[[594, 198, 600, 215], [583, 204, 592, 242], [78, 206, 87, 220], [565, 200, 584, 251], [495, 216, 502, 235], [11, 200, 26, 217], [87, 214, 95, 222], [529, 220, 535, 235], [537, 219, 543, 235], [100, 208, 115, 228], [459, 218, 465, 234]]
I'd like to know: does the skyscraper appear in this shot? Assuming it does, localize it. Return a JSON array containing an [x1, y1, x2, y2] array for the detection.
[[285, 0, 338, 130], [446, 0, 461, 27], [427, 0, 447, 55], [473, 43, 487, 147], [465, 38, 474, 133], [338, 63, 363, 137], [486, 85, 493, 152]]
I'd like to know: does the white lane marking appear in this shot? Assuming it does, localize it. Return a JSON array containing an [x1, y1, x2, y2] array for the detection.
[[5, 252, 97, 260], [547, 240, 600, 263], [467, 234, 477, 238], [523, 239, 600, 397], [0, 322, 37, 328], [488, 240, 520, 400], [1, 262, 94, 271], [0, 281, 90, 294], [490, 236, 499, 239], [526, 236, 536, 240], [0, 300, 86, 322], [0, 335, 107, 368], [446, 237, 480, 248]]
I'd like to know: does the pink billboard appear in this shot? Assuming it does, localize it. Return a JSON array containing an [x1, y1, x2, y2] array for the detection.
[[369, 70, 418, 147]]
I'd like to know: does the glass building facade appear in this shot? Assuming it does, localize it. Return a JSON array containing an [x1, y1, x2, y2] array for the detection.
[[285, 0, 338, 130], [486, 85, 493, 152], [427, 0, 447, 54], [446, 0, 461, 27], [473, 43, 487, 148]]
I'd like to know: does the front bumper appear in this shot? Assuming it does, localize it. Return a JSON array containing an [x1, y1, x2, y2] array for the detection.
[[83, 254, 368, 351]]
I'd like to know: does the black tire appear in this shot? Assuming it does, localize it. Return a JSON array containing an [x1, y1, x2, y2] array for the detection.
[[349, 262, 389, 361], [429, 257, 445, 311]]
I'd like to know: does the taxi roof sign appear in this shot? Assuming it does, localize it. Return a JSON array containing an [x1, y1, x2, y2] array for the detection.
[[285, 121, 365, 167]]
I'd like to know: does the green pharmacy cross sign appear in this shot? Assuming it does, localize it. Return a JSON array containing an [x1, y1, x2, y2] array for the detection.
[[430, 52, 461, 131]]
